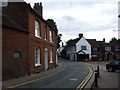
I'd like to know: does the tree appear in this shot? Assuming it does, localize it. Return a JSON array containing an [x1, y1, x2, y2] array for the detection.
[[46, 19, 62, 48], [109, 37, 118, 43], [46, 19, 58, 32], [57, 34, 62, 48]]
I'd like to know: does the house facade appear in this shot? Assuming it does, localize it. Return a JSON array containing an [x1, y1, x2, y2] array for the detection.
[[103, 43, 120, 60], [66, 34, 91, 61], [88, 39, 120, 61], [87, 39, 105, 61], [2, 1, 57, 80]]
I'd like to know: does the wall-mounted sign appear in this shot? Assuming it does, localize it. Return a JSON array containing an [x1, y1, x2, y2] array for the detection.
[[13, 52, 21, 59]]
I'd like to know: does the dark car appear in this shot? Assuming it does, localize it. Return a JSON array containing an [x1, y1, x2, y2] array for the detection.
[[106, 60, 120, 72]]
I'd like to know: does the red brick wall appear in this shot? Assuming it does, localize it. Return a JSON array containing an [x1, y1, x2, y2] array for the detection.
[[2, 2, 29, 29], [28, 11, 57, 73], [2, 27, 28, 80]]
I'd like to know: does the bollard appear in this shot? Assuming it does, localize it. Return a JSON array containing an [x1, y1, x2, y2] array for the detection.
[[94, 70, 98, 87], [97, 65, 100, 77]]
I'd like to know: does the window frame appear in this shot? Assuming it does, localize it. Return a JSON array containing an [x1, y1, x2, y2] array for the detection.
[[81, 46, 87, 50], [44, 26, 47, 40], [115, 46, 120, 51], [35, 47, 41, 67], [35, 20, 41, 38], [105, 47, 111, 51], [49, 30, 53, 42]]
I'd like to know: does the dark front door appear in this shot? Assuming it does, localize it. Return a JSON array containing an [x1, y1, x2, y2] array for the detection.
[[77, 54, 85, 61]]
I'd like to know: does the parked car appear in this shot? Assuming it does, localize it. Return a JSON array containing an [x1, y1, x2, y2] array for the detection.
[[106, 60, 120, 72]]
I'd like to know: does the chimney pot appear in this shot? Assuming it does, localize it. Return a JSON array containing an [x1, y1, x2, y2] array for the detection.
[[34, 2, 43, 17], [103, 38, 105, 42], [78, 33, 83, 38], [37, 3, 39, 5], [40, 2, 42, 6]]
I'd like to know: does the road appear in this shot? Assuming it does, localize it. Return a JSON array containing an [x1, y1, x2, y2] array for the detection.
[[15, 58, 90, 89]]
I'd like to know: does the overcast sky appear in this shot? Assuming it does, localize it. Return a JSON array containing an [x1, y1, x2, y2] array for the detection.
[[25, 0, 119, 43]]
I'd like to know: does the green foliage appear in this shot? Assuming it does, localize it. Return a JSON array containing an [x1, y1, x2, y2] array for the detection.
[[57, 34, 62, 48], [109, 37, 118, 43], [46, 19, 58, 32], [46, 19, 62, 48]]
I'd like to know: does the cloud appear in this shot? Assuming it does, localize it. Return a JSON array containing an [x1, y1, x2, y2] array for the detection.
[[25, 0, 119, 41], [62, 15, 75, 21]]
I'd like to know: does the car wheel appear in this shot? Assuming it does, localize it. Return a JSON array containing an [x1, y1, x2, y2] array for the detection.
[[108, 68, 113, 72]]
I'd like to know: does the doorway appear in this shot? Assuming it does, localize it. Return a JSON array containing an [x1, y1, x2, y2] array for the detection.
[[44, 48, 48, 70]]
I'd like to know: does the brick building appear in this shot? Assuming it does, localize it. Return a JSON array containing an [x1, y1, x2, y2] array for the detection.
[[2, 1, 57, 80], [87, 39, 120, 61]]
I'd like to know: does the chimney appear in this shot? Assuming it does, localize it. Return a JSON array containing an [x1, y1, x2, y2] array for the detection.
[[78, 33, 83, 38], [34, 2, 43, 17], [103, 38, 105, 42]]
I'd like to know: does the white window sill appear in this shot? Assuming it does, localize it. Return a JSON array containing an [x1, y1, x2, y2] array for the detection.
[[35, 64, 41, 67], [50, 61, 53, 63], [45, 39, 47, 41], [35, 36, 41, 39], [50, 41, 53, 43]]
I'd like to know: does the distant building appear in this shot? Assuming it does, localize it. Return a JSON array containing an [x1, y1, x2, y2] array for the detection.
[[65, 34, 91, 61], [87, 39, 105, 61], [57, 47, 65, 57], [63, 34, 120, 61], [2, 1, 57, 80]]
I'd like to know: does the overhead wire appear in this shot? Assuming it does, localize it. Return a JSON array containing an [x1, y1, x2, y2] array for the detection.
[[66, 0, 72, 41]]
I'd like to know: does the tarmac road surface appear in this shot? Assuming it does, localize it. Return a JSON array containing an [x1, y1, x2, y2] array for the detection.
[[15, 58, 90, 89]]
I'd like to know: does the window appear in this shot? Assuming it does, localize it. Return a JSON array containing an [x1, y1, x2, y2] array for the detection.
[[81, 46, 87, 50], [49, 30, 53, 42], [35, 47, 41, 66], [115, 46, 120, 51], [50, 49, 53, 63], [44, 26, 47, 40], [0, 0, 8, 7], [35, 20, 40, 38], [105, 47, 111, 51]]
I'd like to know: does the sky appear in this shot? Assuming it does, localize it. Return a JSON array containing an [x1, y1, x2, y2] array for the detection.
[[25, 0, 120, 43]]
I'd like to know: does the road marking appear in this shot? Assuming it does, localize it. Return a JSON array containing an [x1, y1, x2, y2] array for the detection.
[[76, 65, 94, 90], [6, 63, 65, 88], [69, 79, 78, 81]]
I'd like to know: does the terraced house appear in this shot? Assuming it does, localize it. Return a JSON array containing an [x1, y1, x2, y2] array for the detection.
[[2, 1, 57, 80]]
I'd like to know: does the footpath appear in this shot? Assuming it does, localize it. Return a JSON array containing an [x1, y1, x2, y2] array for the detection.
[[83, 61, 119, 90], [2, 61, 64, 89]]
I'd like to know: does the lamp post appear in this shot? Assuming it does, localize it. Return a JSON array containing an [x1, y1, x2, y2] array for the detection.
[[118, 15, 120, 39]]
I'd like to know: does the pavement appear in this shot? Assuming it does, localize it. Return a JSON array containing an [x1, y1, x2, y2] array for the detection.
[[2, 61, 64, 89], [82, 61, 119, 90]]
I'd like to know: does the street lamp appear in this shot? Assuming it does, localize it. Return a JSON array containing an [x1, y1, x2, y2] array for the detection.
[[113, 29, 120, 32]]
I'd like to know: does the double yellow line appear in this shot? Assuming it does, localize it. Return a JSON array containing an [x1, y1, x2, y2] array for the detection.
[[5, 63, 65, 89], [76, 65, 94, 90]]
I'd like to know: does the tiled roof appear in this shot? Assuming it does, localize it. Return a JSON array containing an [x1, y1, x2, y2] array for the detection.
[[66, 38, 80, 47], [86, 39, 97, 47], [1, 14, 28, 33]]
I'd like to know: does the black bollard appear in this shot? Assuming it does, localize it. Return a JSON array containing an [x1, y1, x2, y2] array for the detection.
[[94, 70, 98, 87], [97, 65, 100, 77]]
